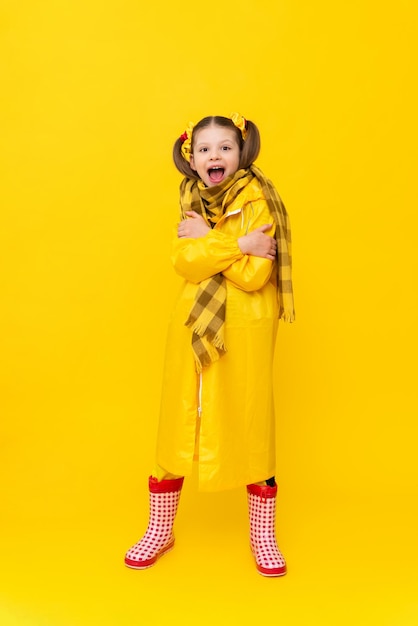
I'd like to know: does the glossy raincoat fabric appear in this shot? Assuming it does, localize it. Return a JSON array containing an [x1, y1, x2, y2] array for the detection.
[[156, 178, 279, 492]]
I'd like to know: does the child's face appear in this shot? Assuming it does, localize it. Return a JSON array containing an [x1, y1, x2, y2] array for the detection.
[[190, 125, 241, 187]]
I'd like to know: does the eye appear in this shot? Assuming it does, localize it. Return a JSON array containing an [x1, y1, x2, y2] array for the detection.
[[221, 145, 231, 151], [199, 147, 208, 152]]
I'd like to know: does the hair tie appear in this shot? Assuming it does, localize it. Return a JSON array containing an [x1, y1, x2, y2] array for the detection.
[[180, 122, 194, 162]]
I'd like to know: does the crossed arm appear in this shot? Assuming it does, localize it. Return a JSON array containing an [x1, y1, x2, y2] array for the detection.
[[172, 209, 277, 291], [177, 211, 277, 260]]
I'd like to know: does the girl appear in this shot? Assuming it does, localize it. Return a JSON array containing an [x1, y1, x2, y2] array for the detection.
[[125, 113, 294, 577]]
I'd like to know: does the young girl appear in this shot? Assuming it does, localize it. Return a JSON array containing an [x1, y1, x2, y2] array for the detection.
[[125, 113, 294, 577]]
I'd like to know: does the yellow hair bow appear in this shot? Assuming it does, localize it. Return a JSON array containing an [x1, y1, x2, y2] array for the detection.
[[230, 112, 247, 140], [180, 121, 194, 162]]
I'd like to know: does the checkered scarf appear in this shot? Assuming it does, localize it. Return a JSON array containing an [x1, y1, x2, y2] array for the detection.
[[180, 166, 295, 372]]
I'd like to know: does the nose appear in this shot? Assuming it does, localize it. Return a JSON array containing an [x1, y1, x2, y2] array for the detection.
[[209, 147, 220, 160]]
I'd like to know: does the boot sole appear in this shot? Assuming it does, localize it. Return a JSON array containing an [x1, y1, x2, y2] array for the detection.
[[257, 566, 287, 577], [124, 539, 175, 570]]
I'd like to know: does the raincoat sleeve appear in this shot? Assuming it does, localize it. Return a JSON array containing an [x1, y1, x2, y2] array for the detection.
[[222, 201, 276, 292], [172, 230, 244, 283]]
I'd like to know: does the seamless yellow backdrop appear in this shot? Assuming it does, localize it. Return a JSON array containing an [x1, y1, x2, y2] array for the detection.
[[1, 1, 417, 625]]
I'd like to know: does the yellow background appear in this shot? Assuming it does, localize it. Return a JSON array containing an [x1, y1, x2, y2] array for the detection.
[[1, 1, 417, 624]]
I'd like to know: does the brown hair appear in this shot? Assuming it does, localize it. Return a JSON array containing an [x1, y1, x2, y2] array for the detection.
[[173, 115, 261, 178]]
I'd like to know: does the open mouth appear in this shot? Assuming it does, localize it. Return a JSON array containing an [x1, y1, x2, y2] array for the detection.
[[208, 167, 225, 184]]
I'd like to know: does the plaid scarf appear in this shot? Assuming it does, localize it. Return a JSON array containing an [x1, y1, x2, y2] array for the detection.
[[180, 166, 295, 372]]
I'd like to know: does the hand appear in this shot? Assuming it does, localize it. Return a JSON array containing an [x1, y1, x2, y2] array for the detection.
[[177, 211, 211, 239], [238, 224, 277, 260]]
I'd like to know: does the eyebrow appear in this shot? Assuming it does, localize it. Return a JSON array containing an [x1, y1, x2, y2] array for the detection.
[[194, 139, 235, 148]]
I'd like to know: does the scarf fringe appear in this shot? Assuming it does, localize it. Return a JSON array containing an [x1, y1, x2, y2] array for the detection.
[[211, 333, 226, 350], [186, 319, 207, 337], [280, 310, 296, 323], [192, 335, 226, 373], [187, 321, 226, 351]]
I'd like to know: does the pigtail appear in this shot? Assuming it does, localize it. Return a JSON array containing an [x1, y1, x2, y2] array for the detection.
[[239, 120, 261, 168], [172, 138, 197, 178]]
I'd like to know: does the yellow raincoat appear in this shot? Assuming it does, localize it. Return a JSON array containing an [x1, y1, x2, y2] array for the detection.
[[156, 178, 279, 491]]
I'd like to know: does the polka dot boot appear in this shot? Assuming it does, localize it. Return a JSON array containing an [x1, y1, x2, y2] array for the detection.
[[125, 476, 184, 569], [247, 482, 287, 577]]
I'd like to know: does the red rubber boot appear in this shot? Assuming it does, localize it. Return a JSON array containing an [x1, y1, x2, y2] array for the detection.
[[247, 482, 287, 577], [125, 476, 184, 569]]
